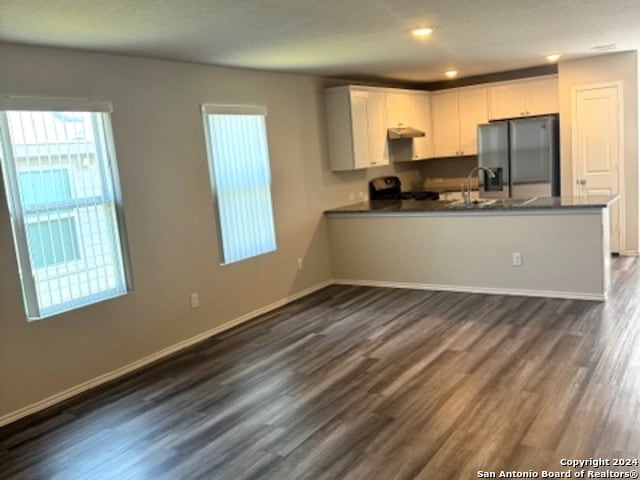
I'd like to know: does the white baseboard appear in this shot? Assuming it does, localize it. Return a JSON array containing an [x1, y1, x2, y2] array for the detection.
[[0, 280, 332, 428], [620, 250, 639, 256], [333, 278, 605, 302]]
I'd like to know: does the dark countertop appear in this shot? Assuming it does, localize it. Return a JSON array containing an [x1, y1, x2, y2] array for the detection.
[[325, 195, 619, 215]]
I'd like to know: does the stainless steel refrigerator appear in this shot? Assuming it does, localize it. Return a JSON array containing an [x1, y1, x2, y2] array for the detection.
[[477, 115, 560, 199]]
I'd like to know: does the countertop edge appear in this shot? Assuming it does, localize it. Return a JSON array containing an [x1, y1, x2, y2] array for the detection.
[[324, 195, 619, 216]]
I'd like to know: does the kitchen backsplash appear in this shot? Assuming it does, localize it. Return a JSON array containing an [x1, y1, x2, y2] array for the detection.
[[423, 176, 479, 193], [418, 155, 477, 179]]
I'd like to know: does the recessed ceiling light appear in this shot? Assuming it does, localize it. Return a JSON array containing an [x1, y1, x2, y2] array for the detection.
[[411, 27, 433, 37], [445, 70, 458, 78], [546, 54, 561, 62]]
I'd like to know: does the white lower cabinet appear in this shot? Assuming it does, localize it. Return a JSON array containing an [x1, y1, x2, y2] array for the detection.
[[325, 86, 389, 171]]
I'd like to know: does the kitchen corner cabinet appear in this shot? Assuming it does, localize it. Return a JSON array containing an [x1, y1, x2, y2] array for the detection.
[[385, 90, 432, 161], [431, 86, 488, 158], [488, 76, 559, 120], [325, 86, 389, 171]]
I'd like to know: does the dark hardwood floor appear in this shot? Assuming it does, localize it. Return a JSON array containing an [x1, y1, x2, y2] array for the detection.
[[2, 257, 640, 479]]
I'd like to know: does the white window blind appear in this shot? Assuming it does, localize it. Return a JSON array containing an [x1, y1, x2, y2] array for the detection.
[[202, 104, 277, 264], [0, 98, 132, 319]]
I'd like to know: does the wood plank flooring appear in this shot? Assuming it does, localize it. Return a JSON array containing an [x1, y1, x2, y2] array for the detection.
[[2, 257, 640, 479]]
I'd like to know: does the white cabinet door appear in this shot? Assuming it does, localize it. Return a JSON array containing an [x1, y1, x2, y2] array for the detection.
[[350, 91, 373, 169], [458, 87, 488, 155], [366, 91, 389, 168], [489, 76, 559, 119], [385, 91, 413, 128], [325, 86, 389, 171], [410, 92, 432, 160], [489, 83, 527, 119], [526, 77, 559, 116], [431, 91, 460, 158], [431, 87, 487, 158], [385, 90, 432, 162]]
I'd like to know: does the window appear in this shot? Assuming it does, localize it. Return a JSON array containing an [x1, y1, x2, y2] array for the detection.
[[18, 169, 72, 207], [18, 169, 81, 269], [202, 104, 277, 264], [0, 97, 132, 319], [26, 214, 80, 269]]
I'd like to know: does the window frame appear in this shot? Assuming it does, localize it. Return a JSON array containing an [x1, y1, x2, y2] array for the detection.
[[0, 96, 133, 320]]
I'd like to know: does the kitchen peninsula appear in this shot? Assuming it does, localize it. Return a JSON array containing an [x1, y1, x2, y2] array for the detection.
[[326, 196, 618, 301]]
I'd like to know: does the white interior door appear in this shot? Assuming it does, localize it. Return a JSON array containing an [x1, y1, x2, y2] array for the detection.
[[573, 84, 622, 253]]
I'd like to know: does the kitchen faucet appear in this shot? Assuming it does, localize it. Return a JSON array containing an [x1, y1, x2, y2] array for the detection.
[[463, 166, 496, 205]]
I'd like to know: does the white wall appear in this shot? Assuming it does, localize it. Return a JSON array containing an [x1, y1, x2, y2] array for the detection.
[[0, 42, 423, 420], [558, 51, 639, 253], [328, 210, 609, 300]]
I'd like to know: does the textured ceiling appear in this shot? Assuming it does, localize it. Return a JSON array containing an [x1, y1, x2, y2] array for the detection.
[[1, 0, 639, 84]]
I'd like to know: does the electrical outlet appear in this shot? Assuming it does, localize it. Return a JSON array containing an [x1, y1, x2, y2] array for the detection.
[[348, 192, 355, 201], [297, 257, 303, 271], [358, 191, 365, 200], [512, 252, 523, 267], [190, 292, 200, 309]]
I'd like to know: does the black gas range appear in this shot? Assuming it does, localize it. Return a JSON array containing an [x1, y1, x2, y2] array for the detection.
[[369, 176, 439, 201]]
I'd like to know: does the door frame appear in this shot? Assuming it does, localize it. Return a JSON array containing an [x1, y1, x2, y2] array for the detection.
[[571, 81, 625, 254]]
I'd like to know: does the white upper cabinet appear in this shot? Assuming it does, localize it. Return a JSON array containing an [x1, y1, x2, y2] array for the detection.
[[385, 90, 432, 161], [385, 91, 414, 128], [488, 76, 559, 120], [410, 92, 432, 160], [431, 91, 460, 158], [324, 75, 558, 170], [458, 88, 489, 155], [526, 77, 560, 116], [325, 86, 389, 171], [431, 86, 488, 158]]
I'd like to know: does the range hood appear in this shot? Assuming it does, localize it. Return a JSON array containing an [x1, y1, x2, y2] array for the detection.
[[387, 126, 426, 140]]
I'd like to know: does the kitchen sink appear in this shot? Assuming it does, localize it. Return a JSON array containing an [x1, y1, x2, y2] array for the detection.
[[494, 197, 539, 207], [446, 197, 538, 209], [446, 198, 497, 209]]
